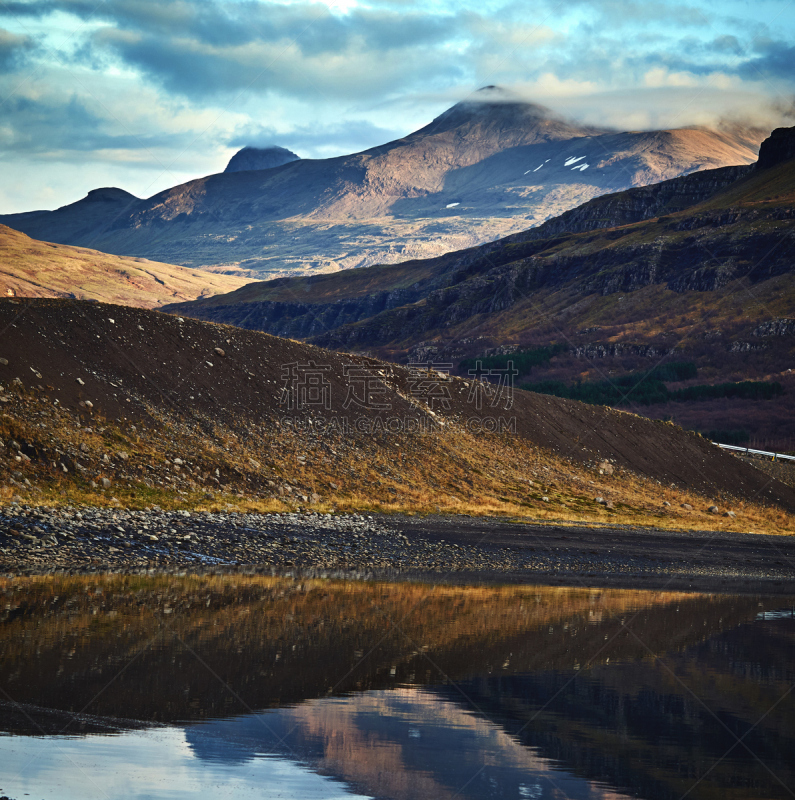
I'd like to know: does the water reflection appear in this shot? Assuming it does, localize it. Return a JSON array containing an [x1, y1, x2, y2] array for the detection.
[[0, 576, 793, 800]]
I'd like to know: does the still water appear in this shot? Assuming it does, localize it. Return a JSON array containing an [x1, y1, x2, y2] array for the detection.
[[0, 576, 793, 800]]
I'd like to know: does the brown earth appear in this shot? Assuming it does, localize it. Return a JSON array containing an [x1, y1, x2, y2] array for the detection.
[[0, 224, 248, 308], [1, 298, 794, 528]]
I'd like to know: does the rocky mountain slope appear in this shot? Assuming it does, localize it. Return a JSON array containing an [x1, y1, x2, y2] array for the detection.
[[166, 126, 795, 449], [0, 225, 247, 308], [2, 298, 793, 527], [0, 88, 762, 277]]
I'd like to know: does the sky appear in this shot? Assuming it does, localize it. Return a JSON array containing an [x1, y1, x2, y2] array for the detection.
[[0, 0, 794, 213]]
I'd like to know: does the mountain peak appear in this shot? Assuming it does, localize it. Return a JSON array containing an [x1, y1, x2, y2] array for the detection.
[[224, 146, 300, 174], [84, 187, 137, 203], [414, 89, 606, 145]]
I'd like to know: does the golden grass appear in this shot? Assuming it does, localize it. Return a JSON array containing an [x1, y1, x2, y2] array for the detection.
[[0, 224, 247, 308], [2, 384, 792, 536]]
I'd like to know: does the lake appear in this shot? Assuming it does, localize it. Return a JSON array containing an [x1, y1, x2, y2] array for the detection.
[[0, 575, 793, 799]]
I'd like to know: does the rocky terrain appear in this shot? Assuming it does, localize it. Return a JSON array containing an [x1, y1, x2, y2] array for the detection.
[[0, 88, 762, 277], [1, 505, 793, 594], [1, 298, 794, 545], [0, 224, 247, 308]]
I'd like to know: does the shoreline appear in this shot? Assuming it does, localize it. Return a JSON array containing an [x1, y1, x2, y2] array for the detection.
[[2, 506, 795, 594]]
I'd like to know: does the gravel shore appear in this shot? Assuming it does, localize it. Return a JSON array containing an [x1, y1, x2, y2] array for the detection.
[[2, 505, 794, 593]]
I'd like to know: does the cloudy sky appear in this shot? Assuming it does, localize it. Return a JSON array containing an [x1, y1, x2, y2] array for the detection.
[[1, 0, 794, 213]]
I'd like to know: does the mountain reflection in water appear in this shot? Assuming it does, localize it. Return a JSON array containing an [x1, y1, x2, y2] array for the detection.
[[0, 575, 793, 800]]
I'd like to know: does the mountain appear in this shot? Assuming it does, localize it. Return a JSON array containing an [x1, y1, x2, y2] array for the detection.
[[0, 88, 763, 277], [3, 297, 794, 522], [1, 187, 138, 247], [165, 126, 795, 449], [0, 225, 248, 308], [224, 145, 300, 173]]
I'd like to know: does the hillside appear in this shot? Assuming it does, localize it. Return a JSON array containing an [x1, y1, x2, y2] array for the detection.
[[1, 298, 794, 533], [0, 89, 762, 278], [167, 127, 795, 448], [0, 225, 248, 309]]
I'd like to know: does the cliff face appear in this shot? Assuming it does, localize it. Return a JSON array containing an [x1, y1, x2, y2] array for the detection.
[[756, 125, 795, 169]]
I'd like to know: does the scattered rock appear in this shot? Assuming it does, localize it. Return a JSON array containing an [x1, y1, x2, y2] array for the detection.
[[214, 347, 226, 357], [598, 461, 614, 476], [542, 496, 550, 502], [76, 378, 85, 385], [0, 357, 7, 365], [681, 503, 693, 510], [594, 497, 607, 505], [708, 505, 719, 514], [101, 477, 112, 489], [724, 511, 737, 518], [662, 500, 671, 506]]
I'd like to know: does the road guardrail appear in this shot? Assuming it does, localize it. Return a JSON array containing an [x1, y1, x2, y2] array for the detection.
[[714, 443, 795, 463]]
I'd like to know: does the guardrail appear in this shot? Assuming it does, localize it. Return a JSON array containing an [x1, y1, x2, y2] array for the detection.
[[714, 443, 795, 463]]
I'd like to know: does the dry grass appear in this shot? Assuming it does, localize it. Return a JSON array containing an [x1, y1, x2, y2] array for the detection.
[[0, 224, 247, 308], [2, 382, 792, 536]]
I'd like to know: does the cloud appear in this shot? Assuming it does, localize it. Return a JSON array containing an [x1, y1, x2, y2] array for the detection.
[[740, 39, 795, 81], [0, 27, 33, 71], [228, 119, 404, 159], [0, 88, 204, 157]]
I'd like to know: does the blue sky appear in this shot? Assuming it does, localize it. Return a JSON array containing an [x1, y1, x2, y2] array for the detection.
[[0, 0, 793, 212]]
